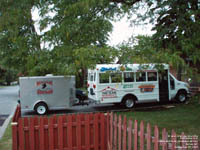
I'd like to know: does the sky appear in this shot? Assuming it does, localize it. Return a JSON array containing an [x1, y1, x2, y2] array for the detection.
[[32, 7, 155, 47]]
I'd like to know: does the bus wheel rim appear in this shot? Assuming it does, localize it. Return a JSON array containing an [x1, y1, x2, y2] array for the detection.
[[126, 99, 134, 108], [179, 94, 186, 102]]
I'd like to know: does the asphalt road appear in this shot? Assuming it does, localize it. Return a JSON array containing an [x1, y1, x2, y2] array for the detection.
[[0, 86, 19, 115]]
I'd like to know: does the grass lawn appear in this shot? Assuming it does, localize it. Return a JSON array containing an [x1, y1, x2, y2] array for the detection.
[[118, 95, 200, 137], [0, 95, 199, 149], [0, 123, 12, 150]]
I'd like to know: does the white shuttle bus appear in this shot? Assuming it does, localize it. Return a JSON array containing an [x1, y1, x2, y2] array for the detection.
[[87, 64, 190, 108]]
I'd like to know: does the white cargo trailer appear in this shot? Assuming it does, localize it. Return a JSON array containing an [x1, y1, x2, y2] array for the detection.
[[19, 75, 77, 115]]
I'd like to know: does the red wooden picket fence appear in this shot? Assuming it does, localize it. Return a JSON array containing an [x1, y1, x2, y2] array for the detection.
[[108, 113, 199, 150], [12, 105, 108, 150], [12, 105, 200, 150]]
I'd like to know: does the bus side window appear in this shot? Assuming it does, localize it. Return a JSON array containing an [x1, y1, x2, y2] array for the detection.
[[111, 73, 122, 83], [124, 72, 134, 82], [170, 76, 175, 90], [99, 73, 109, 83], [147, 72, 157, 81], [136, 72, 146, 82]]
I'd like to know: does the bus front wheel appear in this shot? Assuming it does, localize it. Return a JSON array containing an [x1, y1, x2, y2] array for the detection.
[[176, 91, 187, 103]]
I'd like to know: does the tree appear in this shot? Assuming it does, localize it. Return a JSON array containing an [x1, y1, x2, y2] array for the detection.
[[111, 0, 200, 79], [0, 0, 41, 77]]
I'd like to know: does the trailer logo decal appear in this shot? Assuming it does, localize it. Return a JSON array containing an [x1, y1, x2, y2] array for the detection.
[[101, 86, 117, 98], [138, 85, 155, 93], [37, 81, 53, 94]]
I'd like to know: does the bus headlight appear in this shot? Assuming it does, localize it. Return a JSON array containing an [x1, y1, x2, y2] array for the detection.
[[184, 83, 190, 89]]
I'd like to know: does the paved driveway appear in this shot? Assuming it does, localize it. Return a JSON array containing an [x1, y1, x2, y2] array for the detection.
[[0, 86, 19, 139]]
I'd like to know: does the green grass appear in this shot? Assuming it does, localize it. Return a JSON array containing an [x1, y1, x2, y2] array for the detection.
[[118, 95, 200, 137], [0, 123, 12, 150]]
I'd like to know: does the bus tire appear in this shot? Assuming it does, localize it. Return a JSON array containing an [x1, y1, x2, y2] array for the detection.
[[123, 96, 136, 109], [176, 90, 187, 103], [34, 102, 48, 115]]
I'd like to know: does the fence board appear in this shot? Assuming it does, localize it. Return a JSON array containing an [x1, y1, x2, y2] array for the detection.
[[118, 115, 122, 150], [171, 130, 177, 150], [122, 116, 127, 150], [154, 126, 159, 150], [140, 121, 144, 150], [128, 119, 133, 150], [114, 114, 117, 150], [162, 128, 168, 150], [100, 113, 105, 150], [134, 120, 138, 150], [85, 114, 90, 150], [43, 117, 49, 150], [40, 117, 45, 150], [110, 112, 113, 150], [67, 115, 73, 150], [58, 116, 64, 150], [18, 118, 24, 150], [77, 114, 82, 150], [49, 116, 54, 150], [147, 123, 151, 150], [24, 118, 29, 150], [34, 116, 39, 150]]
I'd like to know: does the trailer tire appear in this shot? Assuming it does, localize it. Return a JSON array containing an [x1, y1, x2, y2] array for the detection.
[[34, 102, 48, 115], [176, 90, 187, 103]]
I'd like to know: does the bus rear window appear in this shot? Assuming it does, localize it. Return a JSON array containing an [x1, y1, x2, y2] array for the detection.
[[99, 73, 109, 83]]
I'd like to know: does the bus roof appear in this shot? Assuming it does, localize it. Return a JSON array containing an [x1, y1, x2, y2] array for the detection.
[[88, 64, 169, 72]]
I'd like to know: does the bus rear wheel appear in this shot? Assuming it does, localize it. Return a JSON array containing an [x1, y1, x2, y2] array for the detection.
[[123, 97, 135, 108]]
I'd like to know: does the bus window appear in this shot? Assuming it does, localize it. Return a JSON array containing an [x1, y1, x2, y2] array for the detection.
[[124, 72, 134, 82], [136, 72, 146, 82], [111, 73, 122, 83], [170, 75, 175, 90], [94, 73, 96, 81], [88, 73, 90, 81], [99, 73, 109, 83], [147, 72, 157, 81], [90, 74, 94, 81]]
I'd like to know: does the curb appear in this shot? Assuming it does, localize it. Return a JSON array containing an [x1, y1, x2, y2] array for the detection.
[[0, 104, 17, 140]]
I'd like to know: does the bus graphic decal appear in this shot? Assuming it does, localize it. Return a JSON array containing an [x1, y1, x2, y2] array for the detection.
[[138, 85, 155, 93], [101, 87, 117, 98], [37, 81, 53, 94]]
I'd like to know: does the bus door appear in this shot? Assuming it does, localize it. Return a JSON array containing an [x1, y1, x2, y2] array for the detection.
[[159, 70, 169, 101]]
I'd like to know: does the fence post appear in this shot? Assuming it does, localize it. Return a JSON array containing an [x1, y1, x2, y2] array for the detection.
[[113, 114, 118, 150], [12, 122, 18, 150]]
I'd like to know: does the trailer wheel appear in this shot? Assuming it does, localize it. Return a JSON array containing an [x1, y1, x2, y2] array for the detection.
[[176, 90, 187, 103], [123, 96, 135, 109], [35, 103, 48, 115]]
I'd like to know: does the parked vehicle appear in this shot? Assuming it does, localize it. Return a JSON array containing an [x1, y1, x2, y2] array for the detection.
[[87, 64, 190, 108], [19, 76, 77, 115]]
